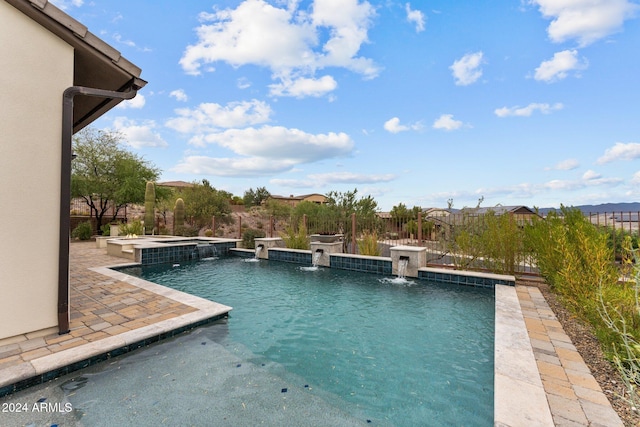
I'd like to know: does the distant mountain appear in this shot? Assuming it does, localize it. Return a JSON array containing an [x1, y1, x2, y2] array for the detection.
[[539, 202, 640, 215]]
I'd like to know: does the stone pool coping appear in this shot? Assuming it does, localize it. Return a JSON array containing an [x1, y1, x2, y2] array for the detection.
[[0, 242, 623, 426], [495, 285, 553, 426]]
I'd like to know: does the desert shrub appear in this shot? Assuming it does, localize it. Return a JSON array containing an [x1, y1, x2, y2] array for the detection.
[[280, 220, 309, 250], [99, 224, 111, 236], [120, 220, 143, 236], [524, 206, 640, 407], [597, 240, 640, 407], [242, 228, 266, 249], [525, 207, 617, 314], [204, 229, 214, 237], [177, 224, 199, 237], [72, 221, 93, 240], [357, 231, 380, 256]]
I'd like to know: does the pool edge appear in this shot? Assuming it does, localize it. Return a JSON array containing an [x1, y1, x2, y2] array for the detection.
[[494, 284, 554, 426], [0, 267, 232, 397]]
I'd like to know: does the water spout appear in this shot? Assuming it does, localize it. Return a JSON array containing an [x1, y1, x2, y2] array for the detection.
[[397, 257, 409, 279], [312, 249, 323, 267], [255, 245, 264, 260]]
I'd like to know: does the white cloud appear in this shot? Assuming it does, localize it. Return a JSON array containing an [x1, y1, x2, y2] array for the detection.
[[112, 117, 168, 149], [170, 89, 189, 102], [200, 126, 353, 161], [173, 156, 298, 177], [450, 51, 484, 86], [631, 171, 640, 184], [494, 102, 564, 117], [432, 114, 463, 131], [384, 117, 407, 133], [405, 3, 426, 32], [269, 178, 316, 188], [113, 33, 136, 48], [270, 171, 396, 188], [529, 0, 639, 46], [383, 117, 422, 133], [597, 142, 640, 164], [116, 94, 146, 109], [165, 99, 272, 136], [308, 171, 396, 184], [172, 126, 354, 177], [180, 0, 379, 97], [534, 50, 588, 83], [49, 0, 83, 10], [269, 75, 338, 97], [582, 169, 601, 180], [237, 77, 252, 89], [546, 158, 579, 171]]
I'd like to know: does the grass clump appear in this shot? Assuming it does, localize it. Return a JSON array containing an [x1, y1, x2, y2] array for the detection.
[[280, 219, 309, 250], [357, 231, 380, 256]]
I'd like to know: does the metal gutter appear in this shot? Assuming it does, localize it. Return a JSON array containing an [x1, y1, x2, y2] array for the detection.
[[58, 78, 145, 334]]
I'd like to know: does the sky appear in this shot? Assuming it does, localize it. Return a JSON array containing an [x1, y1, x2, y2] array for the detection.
[[52, 0, 640, 211]]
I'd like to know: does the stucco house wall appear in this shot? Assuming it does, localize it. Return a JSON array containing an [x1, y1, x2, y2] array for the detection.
[[0, 1, 74, 340]]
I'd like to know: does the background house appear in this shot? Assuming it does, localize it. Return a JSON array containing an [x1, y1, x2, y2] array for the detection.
[[0, 0, 145, 342], [267, 193, 328, 207]]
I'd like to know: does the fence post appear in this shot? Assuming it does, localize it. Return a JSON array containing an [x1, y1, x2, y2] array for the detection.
[[270, 215, 274, 238], [212, 216, 216, 236], [238, 214, 242, 239], [417, 209, 423, 245], [303, 214, 308, 232], [351, 213, 357, 254]]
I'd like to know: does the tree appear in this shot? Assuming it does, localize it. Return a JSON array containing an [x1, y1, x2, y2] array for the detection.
[[71, 127, 160, 233], [325, 189, 379, 248], [178, 179, 233, 228], [243, 187, 271, 207]]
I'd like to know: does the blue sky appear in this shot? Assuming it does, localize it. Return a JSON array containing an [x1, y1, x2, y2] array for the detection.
[[53, 0, 639, 211]]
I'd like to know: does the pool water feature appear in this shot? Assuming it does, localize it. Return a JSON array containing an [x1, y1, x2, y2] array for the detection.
[[118, 257, 494, 426]]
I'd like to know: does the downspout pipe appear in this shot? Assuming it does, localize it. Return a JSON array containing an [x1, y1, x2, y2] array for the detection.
[[58, 81, 144, 335]]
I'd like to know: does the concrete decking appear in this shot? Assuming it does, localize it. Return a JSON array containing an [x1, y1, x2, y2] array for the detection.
[[0, 242, 624, 426]]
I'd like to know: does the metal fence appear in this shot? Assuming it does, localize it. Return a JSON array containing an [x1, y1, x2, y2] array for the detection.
[[221, 209, 640, 276], [70, 197, 127, 220], [219, 210, 538, 275]]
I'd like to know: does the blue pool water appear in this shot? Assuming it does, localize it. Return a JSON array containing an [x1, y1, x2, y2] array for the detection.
[[119, 257, 495, 426]]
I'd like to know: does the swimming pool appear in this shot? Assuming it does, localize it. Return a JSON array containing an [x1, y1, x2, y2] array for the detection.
[[117, 256, 495, 426]]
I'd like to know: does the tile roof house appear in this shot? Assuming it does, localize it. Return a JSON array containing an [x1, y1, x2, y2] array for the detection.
[[267, 193, 328, 207], [0, 0, 146, 342]]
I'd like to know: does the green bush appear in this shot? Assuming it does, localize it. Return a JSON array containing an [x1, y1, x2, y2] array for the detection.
[[524, 205, 640, 407], [524, 207, 617, 313], [280, 220, 309, 250], [242, 228, 266, 249], [100, 224, 111, 236], [598, 241, 640, 407], [120, 219, 143, 236], [72, 221, 93, 240], [357, 231, 380, 256]]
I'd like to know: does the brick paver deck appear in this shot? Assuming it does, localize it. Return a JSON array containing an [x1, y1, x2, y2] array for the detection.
[[518, 285, 622, 426], [0, 241, 625, 426], [0, 241, 230, 394]]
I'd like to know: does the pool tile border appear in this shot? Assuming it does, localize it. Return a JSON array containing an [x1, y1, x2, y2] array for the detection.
[[330, 253, 393, 275], [419, 267, 515, 288]]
